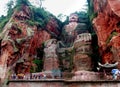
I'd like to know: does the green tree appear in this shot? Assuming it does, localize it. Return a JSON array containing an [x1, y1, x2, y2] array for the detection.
[[7, 0, 14, 10], [16, 0, 31, 6], [57, 14, 67, 22], [7, 0, 14, 17], [38, 0, 45, 8]]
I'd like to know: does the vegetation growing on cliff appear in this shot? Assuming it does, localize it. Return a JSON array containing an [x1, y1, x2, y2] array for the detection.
[[0, 0, 62, 32], [87, 0, 100, 71], [87, 0, 97, 22], [0, 0, 14, 31], [0, 0, 99, 74]]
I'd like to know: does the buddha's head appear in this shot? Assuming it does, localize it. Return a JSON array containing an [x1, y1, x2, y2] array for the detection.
[[69, 13, 78, 22]]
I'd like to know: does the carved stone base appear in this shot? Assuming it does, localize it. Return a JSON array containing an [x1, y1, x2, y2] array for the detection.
[[43, 57, 59, 71], [72, 71, 100, 81], [43, 70, 61, 79]]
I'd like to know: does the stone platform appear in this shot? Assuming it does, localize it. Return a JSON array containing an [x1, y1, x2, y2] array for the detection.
[[72, 71, 101, 81], [8, 79, 120, 87]]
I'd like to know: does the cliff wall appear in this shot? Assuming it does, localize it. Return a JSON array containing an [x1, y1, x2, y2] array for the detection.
[[92, 0, 120, 68]]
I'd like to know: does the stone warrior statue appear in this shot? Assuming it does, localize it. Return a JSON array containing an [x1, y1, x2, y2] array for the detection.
[[43, 39, 61, 78]]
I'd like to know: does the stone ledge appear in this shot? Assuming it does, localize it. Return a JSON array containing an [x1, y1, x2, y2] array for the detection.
[[65, 80, 120, 83], [9, 79, 64, 82], [9, 79, 120, 83], [8, 79, 120, 87]]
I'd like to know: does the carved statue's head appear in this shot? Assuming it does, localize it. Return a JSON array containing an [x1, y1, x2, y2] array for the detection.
[[69, 13, 78, 22], [45, 39, 57, 48]]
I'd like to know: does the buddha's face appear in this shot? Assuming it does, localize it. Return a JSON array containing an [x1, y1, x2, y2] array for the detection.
[[69, 14, 78, 22]]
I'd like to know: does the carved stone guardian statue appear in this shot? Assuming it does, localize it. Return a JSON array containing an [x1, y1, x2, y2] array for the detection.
[[43, 39, 61, 78]]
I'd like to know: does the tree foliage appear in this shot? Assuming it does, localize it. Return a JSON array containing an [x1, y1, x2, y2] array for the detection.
[[7, 0, 14, 17], [87, 0, 97, 22], [0, 0, 14, 31], [38, 0, 45, 8], [87, 0, 100, 70], [25, 7, 52, 28], [33, 59, 43, 72], [0, 16, 9, 32], [16, 0, 31, 6]]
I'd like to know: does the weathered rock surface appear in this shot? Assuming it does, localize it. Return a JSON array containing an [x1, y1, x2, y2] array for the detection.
[[92, 0, 120, 69], [0, 3, 61, 81]]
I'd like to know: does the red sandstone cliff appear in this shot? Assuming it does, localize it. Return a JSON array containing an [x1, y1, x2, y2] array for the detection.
[[92, 0, 120, 69], [0, 3, 61, 80]]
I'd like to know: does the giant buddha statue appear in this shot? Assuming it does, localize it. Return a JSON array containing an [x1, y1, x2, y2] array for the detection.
[[58, 13, 93, 76], [61, 13, 89, 48]]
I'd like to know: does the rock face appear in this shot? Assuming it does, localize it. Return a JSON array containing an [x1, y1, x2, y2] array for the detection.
[[0, 4, 61, 80], [92, 0, 120, 68]]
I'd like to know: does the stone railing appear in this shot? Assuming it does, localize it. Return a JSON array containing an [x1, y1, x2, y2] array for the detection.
[[7, 71, 120, 87]]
